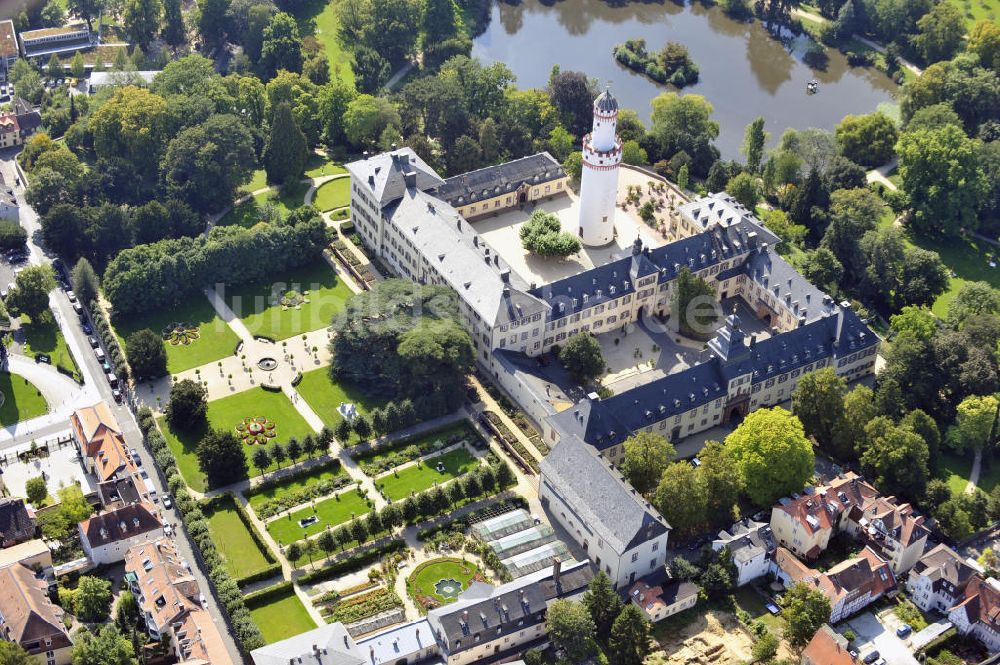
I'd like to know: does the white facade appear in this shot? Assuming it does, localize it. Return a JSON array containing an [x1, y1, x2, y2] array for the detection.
[[81, 525, 164, 566], [577, 90, 621, 247]]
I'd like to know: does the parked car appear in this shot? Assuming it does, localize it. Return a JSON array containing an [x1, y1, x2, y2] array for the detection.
[[94, 347, 105, 362], [164, 523, 173, 537], [863, 651, 880, 664], [129, 448, 141, 464], [88, 336, 99, 348], [896, 624, 912, 638], [66, 290, 77, 303], [163, 496, 173, 509], [112, 389, 123, 404], [72, 302, 84, 318], [81, 322, 93, 335], [35, 353, 50, 364]]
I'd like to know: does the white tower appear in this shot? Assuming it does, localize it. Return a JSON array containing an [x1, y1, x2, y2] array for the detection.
[[578, 88, 622, 247]]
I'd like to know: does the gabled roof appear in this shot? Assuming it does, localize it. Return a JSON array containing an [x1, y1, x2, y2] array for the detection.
[[913, 544, 978, 593], [950, 575, 1000, 633], [80, 501, 162, 547], [714, 518, 774, 565], [541, 436, 669, 553], [802, 624, 856, 665], [0, 563, 71, 651], [0, 497, 35, 544], [251, 622, 365, 665], [436, 152, 564, 206], [346, 147, 444, 209], [775, 546, 895, 607]]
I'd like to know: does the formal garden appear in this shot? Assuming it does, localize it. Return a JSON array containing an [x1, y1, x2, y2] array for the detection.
[[266, 486, 373, 546], [203, 496, 279, 584], [224, 259, 354, 340], [0, 372, 48, 426], [247, 457, 348, 515], [113, 296, 240, 374], [406, 557, 481, 610], [313, 177, 350, 213], [374, 447, 479, 502], [246, 584, 317, 644], [158, 386, 314, 492], [295, 367, 389, 436]]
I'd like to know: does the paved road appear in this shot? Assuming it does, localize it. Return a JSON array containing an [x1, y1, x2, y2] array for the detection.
[[0, 149, 246, 665], [845, 611, 919, 665]]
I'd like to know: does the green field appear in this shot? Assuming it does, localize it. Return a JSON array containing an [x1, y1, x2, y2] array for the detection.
[[939, 451, 1000, 497], [294, 0, 356, 87], [0, 372, 48, 426], [225, 259, 354, 340], [248, 587, 317, 644], [113, 296, 239, 374], [204, 497, 274, 579], [305, 154, 347, 179], [294, 367, 388, 438], [219, 182, 310, 228], [247, 461, 347, 511], [902, 231, 1000, 319], [376, 447, 478, 501], [243, 170, 269, 193], [266, 488, 372, 545], [948, 0, 999, 28], [313, 178, 350, 212], [20, 315, 80, 380], [406, 558, 479, 605], [158, 388, 315, 492]]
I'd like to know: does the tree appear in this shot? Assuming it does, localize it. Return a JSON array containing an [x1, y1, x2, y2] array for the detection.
[[70, 258, 99, 304], [270, 441, 287, 468], [448, 135, 482, 175], [7, 265, 56, 321], [264, 102, 308, 184], [162, 0, 185, 46], [75, 576, 113, 622], [559, 333, 605, 382], [198, 0, 229, 44], [0, 642, 32, 665], [69, 51, 86, 79], [935, 498, 974, 540], [969, 19, 1000, 72], [751, 633, 779, 663], [125, 329, 167, 380], [782, 582, 832, 647], [924, 478, 952, 513], [422, 0, 457, 44], [697, 440, 740, 521], [650, 92, 720, 175], [546, 599, 598, 663], [519, 210, 581, 257], [71, 625, 136, 665], [897, 125, 985, 236], [251, 446, 271, 477], [672, 266, 719, 336], [914, 1, 966, 64], [800, 248, 843, 293], [726, 172, 760, 209], [949, 281, 1000, 325], [835, 112, 898, 167], [114, 590, 140, 632], [792, 368, 847, 454], [583, 571, 624, 645], [123, 0, 162, 50], [902, 408, 941, 470], [547, 70, 598, 137], [197, 429, 249, 487], [90, 87, 169, 173], [259, 11, 303, 77], [166, 379, 208, 432], [725, 408, 814, 507], [69, 0, 104, 31], [655, 462, 707, 535], [285, 541, 302, 564], [860, 416, 930, 499], [621, 431, 676, 496], [741, 116, 767, 173], [608, 604, 652, 665], [947, 395, 999, 453], [25, 476, 47, 505], [286, 437, 302, 464], [46, 54, 61, 80]]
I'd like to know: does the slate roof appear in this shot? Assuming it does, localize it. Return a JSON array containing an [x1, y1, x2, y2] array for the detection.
[[427, 559, 591, 656], [251, 622, 364, 665], [79, 501, 162, 547], [714, 518, 775, 565], [594, 89, 618, 114], [346, 148, 444, 209], [541, 436, 669, 553], [435, 152, 564, 206], [744, 248, 833, 324], [0, 497, 35, 545]]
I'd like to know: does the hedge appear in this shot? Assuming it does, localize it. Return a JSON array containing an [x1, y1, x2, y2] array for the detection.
[[91, 302, 130, 381], [201, 493, 281, 587], [244, 581, 295, 607], [297, 539, 406, 585], [416, 495, 528, 541]]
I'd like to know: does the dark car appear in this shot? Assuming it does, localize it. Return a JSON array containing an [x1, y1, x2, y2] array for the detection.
[[35, 353, 50, 364], [863, 651, 880, 664], [88, 336, 99, 348], [896, 624, 912, 638], [81, 323, 93, 335]]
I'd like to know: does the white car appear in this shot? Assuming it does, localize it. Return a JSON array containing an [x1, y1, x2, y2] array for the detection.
[[164, 523, 173, 537], [163, 496, 173, 509]]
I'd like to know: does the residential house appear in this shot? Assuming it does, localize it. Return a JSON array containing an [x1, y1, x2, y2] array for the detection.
[[770, 473, 928, 574], [539, 436, 670, 589], [124, 538, 233, 665], [0, 20, 17, 81], [801, 624, 857, 665], [70, 402, 146, 507], [0, 497, 36, 547], [906, 544, 980, 614], [627, 578, 699, 622], [773, 546, 896, 623], [78, 502, 163, 565], [0, 539, 52, 574], [712, 518, 775, 586], [0, 563, 73, 665], [0, 98, 41, 148], [947, 575, 1000, 653]]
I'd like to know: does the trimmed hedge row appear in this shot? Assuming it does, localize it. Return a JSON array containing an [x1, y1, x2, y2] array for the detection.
[[91, 302, 129, 381], [297, 539, 407, 586], [201, 493, 282, 587], [136, 407, 266, 653], [244, 581, 294, 607], [248, 458, 350, 520]]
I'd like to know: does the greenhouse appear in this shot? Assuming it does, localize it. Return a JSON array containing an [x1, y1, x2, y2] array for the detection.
[[489, 525, 557, 560], [501, 541, 571, 579], [470, 509, 534, 541]]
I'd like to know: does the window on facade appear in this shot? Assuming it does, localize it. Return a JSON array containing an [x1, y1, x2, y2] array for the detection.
[[631, 552, 639, 562]]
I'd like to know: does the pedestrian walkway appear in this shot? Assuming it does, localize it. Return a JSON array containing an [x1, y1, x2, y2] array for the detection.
[[203, 287, 254, 345], [965, 449, 982, 495], [467, 376, 544, 464]]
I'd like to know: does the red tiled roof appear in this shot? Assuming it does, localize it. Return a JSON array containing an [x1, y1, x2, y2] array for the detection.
[[802, 624, 856, 665]]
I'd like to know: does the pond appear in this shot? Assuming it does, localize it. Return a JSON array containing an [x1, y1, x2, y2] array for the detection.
[[471, 0, 899, 158]]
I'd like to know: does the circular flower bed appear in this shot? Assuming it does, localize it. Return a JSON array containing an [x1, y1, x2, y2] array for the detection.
[[274, 289, 311, 310], [406, 557, 481, 610], [235, 416, 277, 445], [162, 322, 200, 346]]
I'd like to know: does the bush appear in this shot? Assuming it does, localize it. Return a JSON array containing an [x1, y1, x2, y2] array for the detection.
[[0, 219, 27, 251], [297, 539, 407, 585]]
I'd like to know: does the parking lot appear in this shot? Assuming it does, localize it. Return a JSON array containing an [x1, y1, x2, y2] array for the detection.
[[843, 611, 919, 665]]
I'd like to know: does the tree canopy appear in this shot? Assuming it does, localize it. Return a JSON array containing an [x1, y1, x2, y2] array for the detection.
[[519, 210, 581, 257], [724, 408, 814, 507]]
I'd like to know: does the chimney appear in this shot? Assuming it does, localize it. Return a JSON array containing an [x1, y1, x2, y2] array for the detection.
[[553, 559, 562, 586], [500, 270, 510, 283], [835, 301, 851, 343], [403, 170, 416, 189]]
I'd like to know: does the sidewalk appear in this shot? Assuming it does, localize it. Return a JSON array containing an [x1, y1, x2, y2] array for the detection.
[[467, 376, 544, 464]]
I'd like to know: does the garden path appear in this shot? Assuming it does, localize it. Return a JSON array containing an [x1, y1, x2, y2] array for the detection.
[[866, 159, 898, 192], [466, 375, 545, 464], [203, 287, 254, 345], [0, 355, 99, 444], [965, 449, 983, 495], [304, 174, 349, 207]]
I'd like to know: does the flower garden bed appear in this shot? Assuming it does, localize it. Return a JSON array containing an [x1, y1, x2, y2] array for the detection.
[[315, 586, 403, 624], [406, 558, 482, 611]]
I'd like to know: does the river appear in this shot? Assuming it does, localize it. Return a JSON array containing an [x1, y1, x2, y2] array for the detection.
[[471, 0, 899, 159]]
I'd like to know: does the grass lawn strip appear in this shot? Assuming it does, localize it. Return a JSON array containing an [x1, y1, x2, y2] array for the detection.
[[248, 587, 317, 644], [204, 497, 273, 580], [294, 367, 389, 436], [305, 154, 347, 179], [406, 557, 479, 606], [225, 259, 353, 340], [112, 296, 239, 374], [0, 372, 49, 426], [20, 314, 80, 380], [266, 486, 372, 546], [247, 460, 347, 512], [313, 177, 350, 212], [293, 0, 355, 87], [157, 387, 315, 492], [375, 447, 478, 502]]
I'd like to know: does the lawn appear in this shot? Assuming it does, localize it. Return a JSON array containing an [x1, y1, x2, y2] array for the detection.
[[20, 314, 80, 381], [305, 154, 347, 179], [218, 182, 310, 228], [731, 585, 786, 638], [295, 367, 388, 437], [406, 557, 479, 606], [939, 451, 1000, 497], [113, 296, 239, 374], [247, 461, 347, 512], [903, 230, 1000, 319], [224, 259, 354, 340], [243, 169, 268, 193], [204, 497, 274, 580], [313, 177, 350, 212], [375, 447, 478, 501], [0, 372, 48, 426], [248, 587, 317, 644], [293, 0, 355, 87], [266, 487, 372, 546], [157, 387, 315, 492], [947, 0, 999, 28]]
